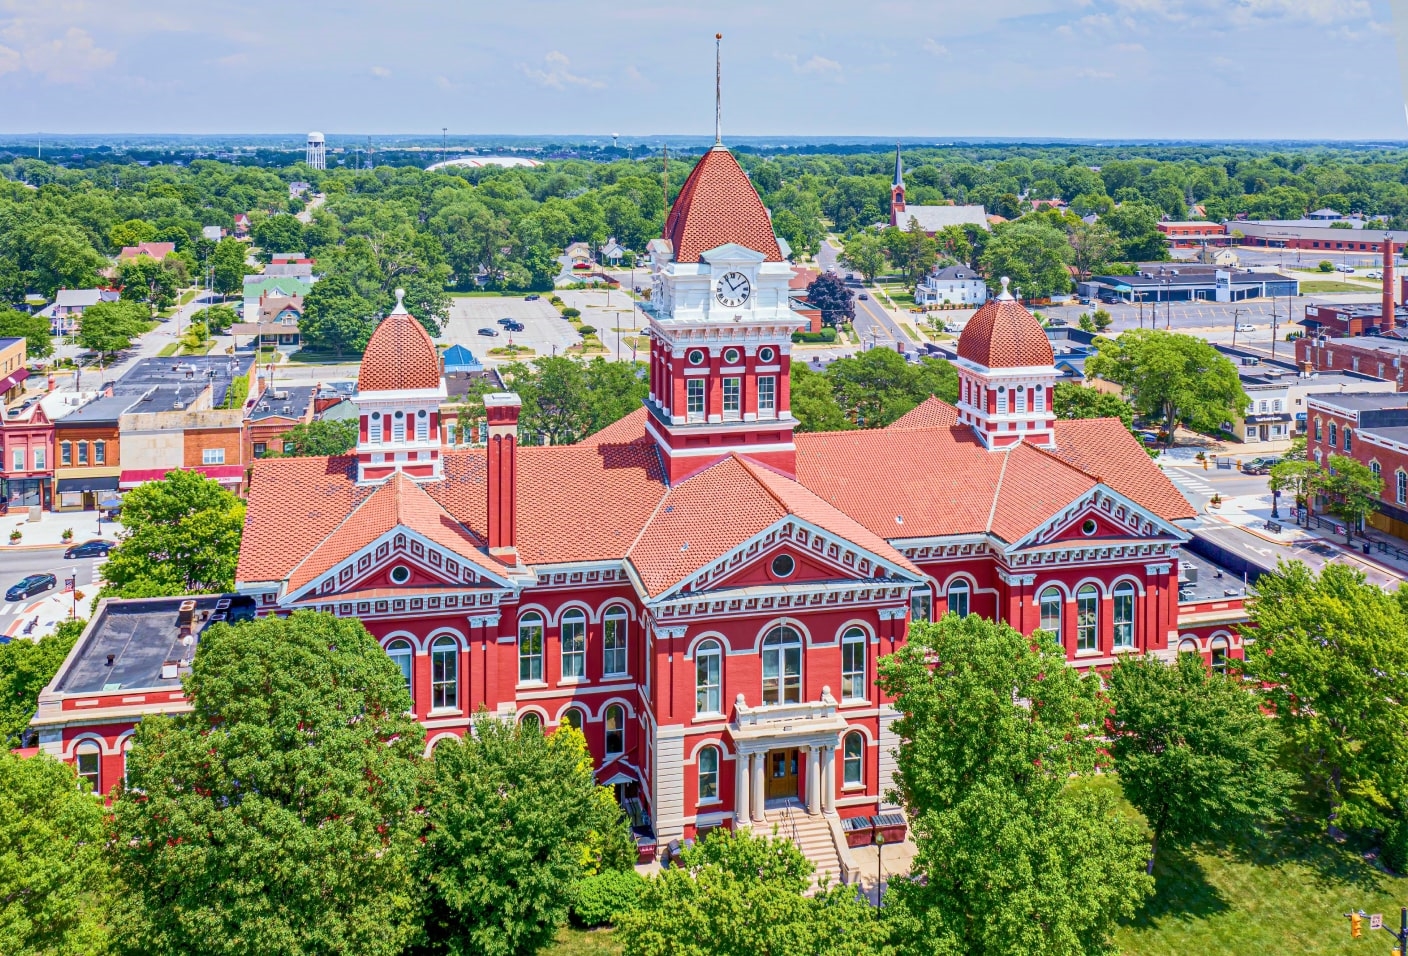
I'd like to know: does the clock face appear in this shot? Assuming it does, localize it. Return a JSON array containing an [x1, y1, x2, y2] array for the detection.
[[715, 271, 752, 308]]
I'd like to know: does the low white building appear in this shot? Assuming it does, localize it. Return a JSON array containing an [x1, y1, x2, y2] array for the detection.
[[915, 265, 988, 307]]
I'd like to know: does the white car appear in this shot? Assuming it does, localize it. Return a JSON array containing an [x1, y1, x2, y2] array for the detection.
[[1366, 270, 1384, 279], [1235, 323, 1256, 332], [1337, 264, 1356, 274]]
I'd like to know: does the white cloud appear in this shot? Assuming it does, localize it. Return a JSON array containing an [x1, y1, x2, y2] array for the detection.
[[1075, 67, 1115, 79], [922, 38, 949, 55], [777, 53, 843, 75], [371, 65, 391, 78], [518, 50, 604, 90], [435, 75, 454, 90], [0, 20, 115, 82]]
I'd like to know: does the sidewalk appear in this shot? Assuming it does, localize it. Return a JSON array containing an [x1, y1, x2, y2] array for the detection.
[[0, 509, 119, 549]]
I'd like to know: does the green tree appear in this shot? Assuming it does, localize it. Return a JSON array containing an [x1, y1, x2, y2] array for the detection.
[[878, 614, 1152, 956], [884, 218, 939, 287], [1103, 200, 1168, 262], [111, 612, 426, 956], [195, 303, 239, 333], [583, 357, 648, 435], [825, 349, 957, 428], [0, 308, 53, 357], [789, 363, 856, 433], [934, 224, 974, 266], [419, 716, 634, 956], [209, 237, 251, 295], [1087, 329, 1249, 444], [271, 418, 359, 457], [1311, 453, 1381, 543], [840, 230, 887, 283], [1241, 562, 1408, 866], [99, 470, 246, 598], [1068, 220, 1116, 280], [1269, 458, 1318, 515], [76, 300, 149, 364], [252, 214, 305, 259], [508, 356, 592, 445], [0, 619, 84, 747], [1091, 308, 1113, 332], [0, 750, 111, 956], [805, 272, 856, 328], [978, 219, 1073, 299], [617, 828, 886, 956], [30, 227, 106, 296], [109, 218, 157, 250], [1107, 654, 1292, 874], [1052, 381, 1134, 431]]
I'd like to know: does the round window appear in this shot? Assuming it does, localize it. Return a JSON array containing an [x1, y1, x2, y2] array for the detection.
[[771, 553, 795, 578], [371, 411, 381, 420], [759, 347, 775, 363], [1081, 519, 1097, 536], [390, 565, 410, 584], [688, 349, 705, 366], [417, 409, 427, 418], [394, 410, 404, 419], [724, 347, 741, 365]]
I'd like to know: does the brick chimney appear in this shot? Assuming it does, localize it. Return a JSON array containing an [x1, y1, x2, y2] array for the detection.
[[1384, 233, 1395, 331], [484, 393, 521, 560]]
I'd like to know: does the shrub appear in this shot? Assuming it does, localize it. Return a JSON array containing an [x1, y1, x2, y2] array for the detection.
[[791, 327, 837, 344], [548, 295, 563, 306], [561, 307, 581, 320], [576, 325, 596, 336], [568, 869, 645, 928], [1318, 260, 1334, 272]]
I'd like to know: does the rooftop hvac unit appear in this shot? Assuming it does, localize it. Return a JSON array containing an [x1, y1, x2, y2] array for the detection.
[[1180, 565, 1200, 585], [273, 390, 288, 400], [177, 600, 197, 627], [161, 660, 179, 680]]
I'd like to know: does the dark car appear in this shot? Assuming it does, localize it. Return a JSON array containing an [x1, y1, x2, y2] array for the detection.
[[524, 294, 540, 301], [1241, 456, 1281, 476], [6, 573, 57, 602], [506, 321, 525, 332], [477, 327, 500, 337], [64, 539, 114, 559], [1137, 430, 1161, 446], [497, 317, 514, 326], [858, 293, 869, 300]]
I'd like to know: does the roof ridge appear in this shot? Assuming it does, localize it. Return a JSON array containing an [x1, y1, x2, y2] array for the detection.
[[732, 455, 796, 516], [985, 447, 1012, 534], [1020, 437, 1103, 484], [285, 477, 394, 584]]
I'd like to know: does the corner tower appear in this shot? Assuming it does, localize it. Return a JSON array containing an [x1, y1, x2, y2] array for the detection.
[[353, 289, 447, 483], [644, 146, 803, 483], [953, 278, 1058, 449], [890, 143, 906, 224]]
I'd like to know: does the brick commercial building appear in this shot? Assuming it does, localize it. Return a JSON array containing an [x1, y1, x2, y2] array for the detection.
[[32, 133, 1248, 875], [1295, 334, 1408, 391], [1307, 392, 1408, 539], [1157, 221, 1228, 248]]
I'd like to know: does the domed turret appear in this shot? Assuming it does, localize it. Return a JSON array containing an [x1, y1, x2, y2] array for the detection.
[[956, 277, 1055, 369], [359, 290, 441, 392], [353, 289, 447, 483], [953, 278, 1058, 450]]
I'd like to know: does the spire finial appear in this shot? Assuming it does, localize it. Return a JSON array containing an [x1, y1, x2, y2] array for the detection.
[[714, 33, 723, 145], [894, 142, 903, 189], [393, 287, 406, 313], [998, 276, 1013, 300]]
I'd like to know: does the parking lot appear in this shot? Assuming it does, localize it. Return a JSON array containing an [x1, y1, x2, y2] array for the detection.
[[440, 295, 581, 363]]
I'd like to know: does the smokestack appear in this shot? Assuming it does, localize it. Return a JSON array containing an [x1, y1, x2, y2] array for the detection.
[[484, 393, 521, 561], [1385, 233, 1396, 331]]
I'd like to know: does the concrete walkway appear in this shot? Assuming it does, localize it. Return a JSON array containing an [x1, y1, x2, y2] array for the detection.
[[0, 509, 119, 549]]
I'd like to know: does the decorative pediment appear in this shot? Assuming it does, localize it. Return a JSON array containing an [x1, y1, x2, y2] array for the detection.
[[1007, 486, 1189, 554]]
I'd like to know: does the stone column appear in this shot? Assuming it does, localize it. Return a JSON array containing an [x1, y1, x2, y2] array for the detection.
[[751, 752, 766, 823], [821, 745, 836, 814], [805, 746, 821, 815], [734, 749, 751, 828]]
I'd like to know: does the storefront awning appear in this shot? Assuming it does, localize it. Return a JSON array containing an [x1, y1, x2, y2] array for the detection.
[[0, 367, 30, 394], [120, 464, 246, 489], [55, 475, 120, 494]]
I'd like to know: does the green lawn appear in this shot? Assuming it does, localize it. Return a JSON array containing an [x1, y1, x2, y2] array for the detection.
[[549, 927, 622, 956], [157, 342, 180, 357], [1296, 280, 1380, 294]]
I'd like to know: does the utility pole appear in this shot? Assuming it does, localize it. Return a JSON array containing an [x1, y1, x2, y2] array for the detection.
[[1270, 299, 1280, 363], [441, 127, 447, 164], [1230, 305, 1244, 348]]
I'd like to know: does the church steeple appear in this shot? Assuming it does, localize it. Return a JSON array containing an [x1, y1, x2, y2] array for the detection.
[[890, 143, 906, 221]]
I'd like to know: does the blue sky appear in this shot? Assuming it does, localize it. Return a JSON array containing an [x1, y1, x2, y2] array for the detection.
[[0, 0, 1403, 139]]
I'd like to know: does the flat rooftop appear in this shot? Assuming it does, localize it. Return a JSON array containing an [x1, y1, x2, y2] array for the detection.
[[1306, 392, 1408, 413], [54, 595, 256, 695], [1178, 549, 1251, 603], [116, 355, 252, 408], [1239, 369, 1379, 387], [59, 392, 143, 425], [247, 384, 315, 422]]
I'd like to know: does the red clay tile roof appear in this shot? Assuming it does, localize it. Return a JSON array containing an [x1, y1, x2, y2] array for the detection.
[[887, 396, 960, 430], [1050, 418, 1196, 521], [577, 406, 651, 446], [956, 294, 1055, 369], [663, 147, 783, 263], [358, 309, 441, 392]]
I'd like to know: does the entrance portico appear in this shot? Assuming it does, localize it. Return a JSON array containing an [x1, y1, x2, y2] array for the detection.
[[728, 687, 848, 827]]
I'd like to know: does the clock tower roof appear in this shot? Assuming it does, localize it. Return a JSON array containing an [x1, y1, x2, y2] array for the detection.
[[663, 146, 784, 265]]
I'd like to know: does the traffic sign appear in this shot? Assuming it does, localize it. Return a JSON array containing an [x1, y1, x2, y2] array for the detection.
[[1372, 914, 1384, 931]]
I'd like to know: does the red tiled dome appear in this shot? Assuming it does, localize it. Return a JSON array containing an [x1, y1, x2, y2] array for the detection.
[[956, 282, 1054, 369], [663, 146, 783, 263], [358, 292, 440, 391]]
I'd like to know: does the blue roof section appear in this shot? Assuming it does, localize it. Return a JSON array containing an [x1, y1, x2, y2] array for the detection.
[[442, 344, 482, 373]]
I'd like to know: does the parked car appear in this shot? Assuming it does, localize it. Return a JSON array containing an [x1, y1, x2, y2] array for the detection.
[[6, 573, 56, 602], [64, 539, 114, 559], [477, 327, 499, 337], [1337, 264, 1356, 274], [524, 294, 541, 301], [1235, 323, 1256, 332], [506, 321, 525, 332], [497, 317, 514, 326], [1137, 430, 1161, 446], [1366, 270, 1384, 279], [1241, 456, 1281, 475]]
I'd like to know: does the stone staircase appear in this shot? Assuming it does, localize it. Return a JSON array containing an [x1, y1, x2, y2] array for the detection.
[[763, 801, 844, 892]]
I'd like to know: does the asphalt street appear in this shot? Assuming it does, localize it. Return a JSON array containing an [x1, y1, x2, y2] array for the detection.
[[0, 547, 103, 639]]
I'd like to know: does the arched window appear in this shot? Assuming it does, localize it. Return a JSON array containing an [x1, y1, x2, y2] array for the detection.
[[946, 579, 970, 619], [75, 741, 100, 794], [842, 731, 864, 786], [603, 607, 628, 677], [1314, 417, 1322, 442], [431, 635, 458, 710], [1113, 582, 1136, 649], [1372, 461, 1382, 479], [1329, 422, 1337, 447], [1210, 636, 1229, 674], [1178, 638, 1199, 655], [604, 704, 625, 755], [1038, 587, 1063, 635], [761, 626, 802, 705], [840, 627, 866, 702], [521, 712, 542, 734], [121, 738, 134, 790], [386, 639, 413, 700], [519, 612, 544, 683], [561, 707, 584, 730], [560, 609, 586, 680], [1075, 584, 1099, 652], [695, 640, 722, 715], [698, 746, 720, 803]]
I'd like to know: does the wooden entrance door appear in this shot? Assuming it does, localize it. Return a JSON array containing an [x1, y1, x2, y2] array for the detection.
[[765, 748, 799, 800]]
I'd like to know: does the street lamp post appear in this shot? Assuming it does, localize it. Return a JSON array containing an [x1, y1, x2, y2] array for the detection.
[[874, 831, 886, 914]]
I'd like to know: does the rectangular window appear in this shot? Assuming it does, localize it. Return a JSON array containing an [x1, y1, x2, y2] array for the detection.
[[1032, 386, 1045, 412], [996, 388, 1008, 414], [722, 377, 741, 420], [1257, 400, 1268, 414], [757, 376, 776, 418], [1398, 471, 1406, 505], [1113, 589, 1136, 649], [560, 616, 586, 680], [1272, 399, 1283, 412], [519, 620, 544, 683], [603, 614, 628, 677], [202, 448, 225, 465], [415, 413, 429, 441], [910, 590, 932, 623], [60, 442, 71, 466], [687, 379, 706, 423], [253, 442, 267, 458], [32, 447, 44, 470], [841, 634, 866, 701], [94, 441, 105, 465], [77, 442, 88, 465], [1344, 428, 1352, 452], [1076, 590, 1098, 653]]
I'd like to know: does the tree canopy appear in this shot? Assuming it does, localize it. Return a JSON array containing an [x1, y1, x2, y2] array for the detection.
[[1052, 381, 1134, 431], [0, 619, 84, 748], [272, 418, 359, 457], [805, 272, 855, 328], [978, 219, 1073, 299], [111, 612, 426, 956], [76, 300, 149, 362], [1310, 453, 1381, 542], [99, 470, 246, 598], [0, 307, 53, 357], [502, 356, 648, 446]]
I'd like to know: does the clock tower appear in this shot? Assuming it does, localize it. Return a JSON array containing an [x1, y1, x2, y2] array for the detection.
[[644, 144, 804, 483]]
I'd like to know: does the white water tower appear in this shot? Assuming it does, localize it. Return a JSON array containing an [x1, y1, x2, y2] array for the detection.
[[306, 131, 326, 170]]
